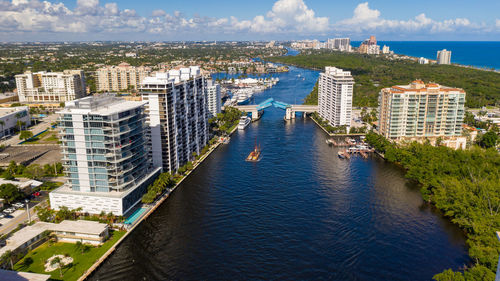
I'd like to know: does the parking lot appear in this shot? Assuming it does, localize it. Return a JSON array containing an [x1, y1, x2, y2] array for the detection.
[[0, 191, 48, 235]]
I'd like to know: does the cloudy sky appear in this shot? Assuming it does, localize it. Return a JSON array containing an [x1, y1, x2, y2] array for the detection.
[[1, 0, 499, 42]]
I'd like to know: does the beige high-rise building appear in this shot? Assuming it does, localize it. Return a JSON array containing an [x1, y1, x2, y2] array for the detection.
[[15, 70, 86, 103], [437, 49, 452, 64], [378, 80, 465, 140], [96, 62, 152, 92]]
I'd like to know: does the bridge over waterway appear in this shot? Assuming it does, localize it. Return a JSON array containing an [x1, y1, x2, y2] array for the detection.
[[232, 98, 318, 120]]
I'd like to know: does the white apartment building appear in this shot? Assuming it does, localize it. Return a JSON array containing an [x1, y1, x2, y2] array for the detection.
[[0, 220, 109, 257], [437, 49, 452, 64], [318, 67, 354, 128], [207, 79, 221, 119], [418, 57, 430, 64], [382, 45, 390, 54], [50, 94, 161, 215], [140, 66, 209, 173], [96, 62, 152, 92], [15, 70, 86, 103], [0, 106, 30, 138], [327, 38, 352, 52]]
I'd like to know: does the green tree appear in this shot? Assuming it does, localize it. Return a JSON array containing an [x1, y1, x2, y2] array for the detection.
[[23, 164, 44, 180], [74, 241, 84, 254], [1, 250, 14, 269], [478, 131, 498, 148], [19, 130, 33, 141], [50, 256, 64, 278], [0, 184, 24, 204]]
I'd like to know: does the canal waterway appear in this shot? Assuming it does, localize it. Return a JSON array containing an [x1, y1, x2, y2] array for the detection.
[[90, 65, 469, 280]]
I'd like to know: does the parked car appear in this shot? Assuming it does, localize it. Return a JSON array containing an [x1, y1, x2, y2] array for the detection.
[[32, 192, 41, 197], [0, 213, 5, 218], [13, 203, 25, 208], [3, 208, 15, 214]]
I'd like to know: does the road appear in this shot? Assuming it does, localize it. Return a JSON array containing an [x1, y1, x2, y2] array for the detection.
[[0, 114, 59, 146], [0, 194, 48, 236]]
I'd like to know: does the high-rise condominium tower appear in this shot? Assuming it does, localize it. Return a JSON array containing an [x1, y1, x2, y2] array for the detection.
[[206, 79, 221, 119], [318, 67, 354, 128], [15, 70, 86, 103], [378, 80, 465, 140], [96, 62, 152, 92], [50, 94, 160, 215], [437, 49, 452, 64], [140, 66, 209, 173]]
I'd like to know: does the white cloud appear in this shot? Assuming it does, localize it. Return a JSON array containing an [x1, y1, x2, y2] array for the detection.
[[336, 2, 480, 35], [230, 0, 329, 33], [0, 0, 497, 40]]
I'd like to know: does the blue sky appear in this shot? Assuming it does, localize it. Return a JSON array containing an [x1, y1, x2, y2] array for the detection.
[[1, 0, 499, 41]]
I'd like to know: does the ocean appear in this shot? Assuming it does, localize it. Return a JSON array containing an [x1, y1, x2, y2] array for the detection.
[[352, 41, 500, 70]]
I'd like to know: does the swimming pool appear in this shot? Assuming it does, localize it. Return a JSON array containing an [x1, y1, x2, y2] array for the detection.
[[124, 207, 147, 225]]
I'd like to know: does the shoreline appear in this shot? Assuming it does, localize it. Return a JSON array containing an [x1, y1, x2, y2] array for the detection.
[[309, 115, 365, 137], [78, 125, 239, 281]]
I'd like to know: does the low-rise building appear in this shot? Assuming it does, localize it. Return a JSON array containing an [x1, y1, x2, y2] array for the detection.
[[0, 220, 109, 257], [418, 57, 429, 64], [0, 269, 50, 281], [0, 106, 30, 138]]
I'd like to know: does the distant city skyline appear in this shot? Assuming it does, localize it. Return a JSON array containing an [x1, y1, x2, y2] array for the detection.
[[0, 0, 499, 42]]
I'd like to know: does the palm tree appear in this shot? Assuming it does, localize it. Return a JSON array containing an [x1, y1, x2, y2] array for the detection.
[[50, 256, 63, 278], [16, 120, 25, 132], [15, 113, 22, 131], [2, 250, 14, 269], [75, 241, 83, 254]]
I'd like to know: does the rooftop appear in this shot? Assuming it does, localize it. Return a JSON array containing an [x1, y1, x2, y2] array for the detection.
[[0, 220, 108, 256], [0, 106, 28, 118], [58, 94, 146, 116], [142, 66, 201, 85], [0, 269, 50, 281], [386, 80, 465, 93], [323, 66, 352, 77]]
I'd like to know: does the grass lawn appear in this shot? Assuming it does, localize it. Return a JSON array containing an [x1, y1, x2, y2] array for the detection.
[[23, 129, 59, 144], [13, 230, 126, 281]]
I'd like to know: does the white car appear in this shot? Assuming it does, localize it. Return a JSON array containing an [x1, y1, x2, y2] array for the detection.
[[0, 213, 5, 218], [3, 208, 14, 214], [13, 203, 25, 208]]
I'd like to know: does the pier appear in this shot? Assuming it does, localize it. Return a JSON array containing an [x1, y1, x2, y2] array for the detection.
[[233, 98, 318, 120]]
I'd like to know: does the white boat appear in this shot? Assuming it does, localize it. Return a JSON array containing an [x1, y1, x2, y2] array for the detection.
[[237, 116, 251, 130]]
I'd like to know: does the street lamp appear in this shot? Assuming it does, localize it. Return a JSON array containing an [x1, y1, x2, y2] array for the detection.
[[25, 199, 31, 223]]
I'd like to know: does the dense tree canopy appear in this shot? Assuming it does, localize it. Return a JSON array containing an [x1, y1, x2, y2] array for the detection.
[[269, 51, 500, 108], [365, 132, 500, 280], [0, 183, 24, 204]]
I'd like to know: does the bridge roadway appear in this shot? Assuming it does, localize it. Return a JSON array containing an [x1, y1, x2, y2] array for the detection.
[[233, 104, 318, 120]]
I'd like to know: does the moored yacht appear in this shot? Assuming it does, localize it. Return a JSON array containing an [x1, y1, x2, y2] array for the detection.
[[238, 116, 251, 130]]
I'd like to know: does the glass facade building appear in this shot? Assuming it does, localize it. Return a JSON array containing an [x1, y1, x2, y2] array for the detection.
[[378, 80, 465, 140], [50, 94, 161, 215]]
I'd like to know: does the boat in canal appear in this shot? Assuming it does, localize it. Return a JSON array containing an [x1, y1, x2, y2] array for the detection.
[[238, 116, 251, 130], [246, 143, 261, 162]]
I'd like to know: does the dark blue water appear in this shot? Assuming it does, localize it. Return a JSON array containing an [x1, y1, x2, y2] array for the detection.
[[90, 66, 469, 281], [353, 41, 500, 70]]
